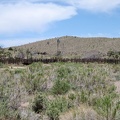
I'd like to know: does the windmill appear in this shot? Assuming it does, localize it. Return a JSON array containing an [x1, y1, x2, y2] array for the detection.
[[56, 39, 61, 56]]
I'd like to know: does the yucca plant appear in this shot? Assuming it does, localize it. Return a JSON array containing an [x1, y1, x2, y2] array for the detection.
[[94, 94, 120, 120]]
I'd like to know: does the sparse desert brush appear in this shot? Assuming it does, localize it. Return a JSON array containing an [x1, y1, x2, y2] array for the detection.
[[32, 93, 72, 120], [14, 68, 25, 74], [0, 62, 120, 120], [0, 69, 21, 120], [51, 79, 71, 95], [21, 62, 47, 94], [46, 96, 71, 120], [0, 62, 4, 68], [0, 98, 19, 120], [60, 105, 103, 120], [94, 94, 120, 120], [32, 92, 46, 113], [56, 65, 72, 79]]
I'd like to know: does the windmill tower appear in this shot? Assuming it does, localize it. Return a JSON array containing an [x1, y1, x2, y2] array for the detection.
[[56, 39, 61, 56]]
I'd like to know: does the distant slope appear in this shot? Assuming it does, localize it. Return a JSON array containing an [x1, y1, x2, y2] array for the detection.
[[13, 36, 120, 58]]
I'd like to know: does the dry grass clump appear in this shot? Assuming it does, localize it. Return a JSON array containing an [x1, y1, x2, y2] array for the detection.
[[60, 105, 103, 120]]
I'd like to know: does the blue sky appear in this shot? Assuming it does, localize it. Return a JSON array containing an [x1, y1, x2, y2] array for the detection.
[[0, 0, 120, 47]]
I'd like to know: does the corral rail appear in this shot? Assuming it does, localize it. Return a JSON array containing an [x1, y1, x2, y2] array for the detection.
[[0, 58, 120, 65]]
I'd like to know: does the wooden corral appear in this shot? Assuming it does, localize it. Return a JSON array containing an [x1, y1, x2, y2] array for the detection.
[[0, 58, 120, 65]]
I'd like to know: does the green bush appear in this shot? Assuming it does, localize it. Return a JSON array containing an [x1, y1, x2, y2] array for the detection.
[[52, 79, 71, 95], [14, 69, 25, 74], [46, 97, 69, 120], [47, 107, 60, 120], [94, 95, 120, 120], [80, 90, 88, 103], [68, 93, 76, 100], [32, 93, 46, 113], [22, 63, 46, 94], [0, 98, 9, 119], [8, 47, 13, 51], [0, 62, 4, 68], [32, 92, 73, 120], [57, 66, 71, 79], [0, 97, 19, 120]]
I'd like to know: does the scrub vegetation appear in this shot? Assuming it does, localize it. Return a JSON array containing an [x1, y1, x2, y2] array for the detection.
[[0, 62, 120, 120]]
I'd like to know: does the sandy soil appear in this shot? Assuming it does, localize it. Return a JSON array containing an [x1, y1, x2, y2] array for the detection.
[[9, 66, 27, 69], [114, 81, 120, 93]]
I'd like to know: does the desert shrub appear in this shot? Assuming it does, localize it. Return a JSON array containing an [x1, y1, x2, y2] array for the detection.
[[63, 107, 102, 120], [0, 96, 20, 120], [29, 62, 42, 72], [0, 69, 22, 119], [0, 97, 9, 119], [46, 97, 70, 120], [14, 69, 25, 74], [68, 93, 76, 100], [8, 47, 13, 51], [107, 50, 120, 59], [22, 63, 47, 94], [94, 94, 120, 120], [32, 94, 71, 120], [0, 62, 4, 68], [47, 106, 60, 120], [52, 79, 71, 95], [106, 85, 116, 94], [79, 90, 88, 103], [1, 61, 120, 120], [32, 93, 46, 113], [57, 66, 71, 79], [74, 91, 89, 105]]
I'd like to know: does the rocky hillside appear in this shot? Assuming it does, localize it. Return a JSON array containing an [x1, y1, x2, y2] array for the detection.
[[8, 36, 120, 58]]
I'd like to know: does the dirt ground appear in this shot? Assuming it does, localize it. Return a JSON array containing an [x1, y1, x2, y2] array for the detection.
[[114, 81, 120, 93]]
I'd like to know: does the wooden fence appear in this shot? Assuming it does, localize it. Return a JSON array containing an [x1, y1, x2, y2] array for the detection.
[[0, 58, 120, 65]]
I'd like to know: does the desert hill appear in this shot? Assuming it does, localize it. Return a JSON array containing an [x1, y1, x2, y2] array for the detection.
[[9, 36, 120, 58]]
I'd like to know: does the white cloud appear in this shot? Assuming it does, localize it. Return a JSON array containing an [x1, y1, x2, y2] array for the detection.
[[37, 0, 120, 12], [0, 0, 120, 35], [0, 2, 76, 34], [58, 0, 119, 12], [15, 0, 120, 12], [1, 0, 120, 12]]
